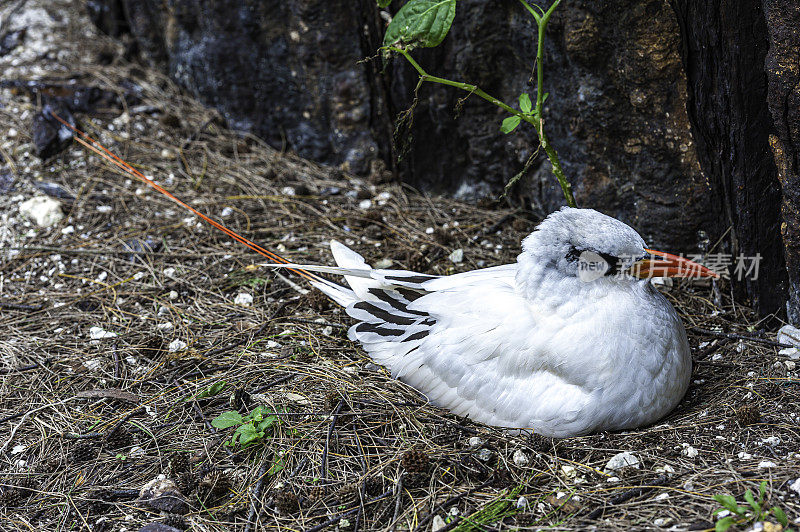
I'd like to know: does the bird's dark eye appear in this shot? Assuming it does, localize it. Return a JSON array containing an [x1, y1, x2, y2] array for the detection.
[[565, 247, 622, 276], [565, 246, 582, 263], [598, 252, 620, 275]]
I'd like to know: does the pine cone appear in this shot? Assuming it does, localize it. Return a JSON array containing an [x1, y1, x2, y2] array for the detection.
[[169, 452, 189, 476], [162, 513, 187, 530], [105, 427, 133, 450], [305, 485, 326, 503], [174, 471, 198, 495], [198, 470, 231, 502], [274, 488, 299, 514], [33, 457, 60, 474], [736, 404, 761, 425], [336, 483, 359, 504], [401, 449, 429, 473], [364, 477, 383, 497], [70, 442, 98, 463]]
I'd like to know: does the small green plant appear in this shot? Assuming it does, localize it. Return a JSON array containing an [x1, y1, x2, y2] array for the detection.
[[211, 406, 280, 448], [377, 0, 576, 206], [713, 481, 790, 532], [186, 380, 227, 402]]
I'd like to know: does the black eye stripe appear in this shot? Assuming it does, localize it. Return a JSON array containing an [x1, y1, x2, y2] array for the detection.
[[565, 247, 623, 275]]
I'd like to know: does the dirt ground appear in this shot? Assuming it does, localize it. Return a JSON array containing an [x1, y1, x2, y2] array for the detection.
[[1, 1, 799, 531]]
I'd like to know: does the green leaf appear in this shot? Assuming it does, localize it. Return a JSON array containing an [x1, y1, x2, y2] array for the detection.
[[211, 411, 243, 429], [744, 489, 760, 514], [713, 494, 739, 513], [186, 381, 227, 401], [715, 517, 735, 532], [256, 415, 277, 433], [500, 115, 521, 134], [519, 93, 532, 114], [237, 423, 261, 447], [759, 481, 767, 504], [268, 456, 285, 476], [383, 0, 456, 50], [542, 92, 550, 103], [377, 0, 392, 6], [772, 506, 788, 527]]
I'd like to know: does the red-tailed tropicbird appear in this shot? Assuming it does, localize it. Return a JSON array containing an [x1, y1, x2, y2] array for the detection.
[[47, 114, 718, 438], [268, 207, 718, 437]]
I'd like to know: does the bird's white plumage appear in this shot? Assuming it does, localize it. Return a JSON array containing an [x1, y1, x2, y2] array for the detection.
[[270, 207, 692, 437]]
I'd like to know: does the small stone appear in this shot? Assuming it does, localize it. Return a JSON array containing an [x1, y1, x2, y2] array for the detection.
[[89, 326, 117, 340], [476, 448, 493, 462], [448, 248, 464, 264], [604, 451, 639, 472], [19, 196, 63, 227], [513, 449, 530, 467], [757, 461, 777, 468], [431, 515, 446, 531], [777, 324, 800, 348], [467, 437, 483, 449], [681, 444, 699, 458], [168, 340, 187, 352], [234, 292, 253, 306]]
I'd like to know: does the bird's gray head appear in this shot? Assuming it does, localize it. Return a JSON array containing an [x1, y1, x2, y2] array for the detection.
[[520, 207, 647, 281]]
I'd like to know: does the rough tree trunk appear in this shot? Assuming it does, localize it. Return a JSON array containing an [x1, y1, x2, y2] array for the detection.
[[764, 0, 800, 324], [671, 0, 797, 320]]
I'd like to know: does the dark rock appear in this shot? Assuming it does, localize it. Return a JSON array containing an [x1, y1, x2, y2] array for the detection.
[[138, 479, 192, 515], [34, 181, 75, 203], [0, 28, 26, 56], [33, 103, 75, 159], [0, 167, 14, 195], [122, 237, 163, 263], [87, 0, 129, 37]]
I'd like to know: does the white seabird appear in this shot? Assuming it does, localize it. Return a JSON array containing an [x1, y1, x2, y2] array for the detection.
[[270, 207, 718, 438]]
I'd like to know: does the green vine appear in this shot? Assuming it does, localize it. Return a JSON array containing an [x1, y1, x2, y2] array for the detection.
[[378, 0, 576, 207]]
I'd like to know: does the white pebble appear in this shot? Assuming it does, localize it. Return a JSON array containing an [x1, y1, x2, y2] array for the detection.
[[234, 293, 253, 306], [467, 437, 483, 449], [604, 451, 639, 472], [513, 449, 530, 467], [681, 444, 698, 458], [89, 326, 117, 340], [19, 196, 63, 227], [168, 339, 187, 352]]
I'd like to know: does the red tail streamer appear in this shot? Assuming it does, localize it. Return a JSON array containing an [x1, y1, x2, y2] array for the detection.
[[50, 110, 323, 283]]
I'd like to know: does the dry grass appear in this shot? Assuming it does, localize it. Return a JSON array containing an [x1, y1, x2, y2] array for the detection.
[[1, 1, 799, 531]]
